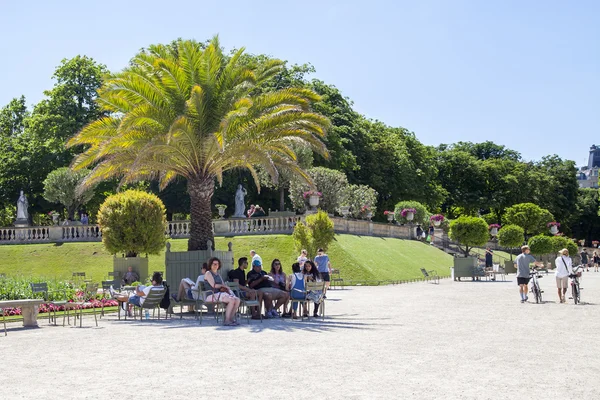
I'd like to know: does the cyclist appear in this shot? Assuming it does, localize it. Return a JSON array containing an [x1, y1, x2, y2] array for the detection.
[[554, 248, 573, 303], [515, 245, 543, 303]]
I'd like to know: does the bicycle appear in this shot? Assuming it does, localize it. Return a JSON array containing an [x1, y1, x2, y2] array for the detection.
[[569, 265, 583, 305], [529, 268, 544, 304]]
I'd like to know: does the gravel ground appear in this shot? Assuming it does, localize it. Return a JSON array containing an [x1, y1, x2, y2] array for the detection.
[[1, 271, 600, 399]]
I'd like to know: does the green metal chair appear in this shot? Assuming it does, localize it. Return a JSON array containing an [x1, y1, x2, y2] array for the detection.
[[227, 282, 261, 323], [306, 281, 326, 321], [65, 283, 98, 328], [130, 287, 167, 321], [199, 282, 225, 323], [30, 283, 69, 325]]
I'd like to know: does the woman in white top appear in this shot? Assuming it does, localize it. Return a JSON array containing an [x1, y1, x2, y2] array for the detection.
[[555, 248, 573, 303]]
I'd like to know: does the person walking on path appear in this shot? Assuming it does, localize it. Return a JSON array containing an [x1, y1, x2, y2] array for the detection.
[[485, 247, 494, 281], [514, 245, 543, 303], [554, 248, 574, 303], [593, 250, 600, 272], [580, 248, 590, 272]]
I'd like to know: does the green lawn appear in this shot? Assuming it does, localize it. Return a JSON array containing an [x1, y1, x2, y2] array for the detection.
[[0, 234, 453, 283]]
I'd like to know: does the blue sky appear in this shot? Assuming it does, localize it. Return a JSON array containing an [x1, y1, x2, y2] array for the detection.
[[1, 0, 598, 165]]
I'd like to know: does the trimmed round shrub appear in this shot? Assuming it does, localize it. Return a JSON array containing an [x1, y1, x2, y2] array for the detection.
[[527, 235, 553, 256], [497, 224, 525, 250], [97, 190, 167, 256], [394, 200, 429, 225], [551, 236, 578, 257], [449, 216, 489, 256]]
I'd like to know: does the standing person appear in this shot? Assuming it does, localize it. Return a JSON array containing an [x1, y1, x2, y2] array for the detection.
[[250, 250, 262, 266], [297, 249, 308, 268], [428, 224, 435, 245], [580, 248, 590, 272], [416, 225, 423, 241], [514, 246, 543, 303], [485, 247, 495, 281], [313, 248, 331, 296], [554, 249, 573, 303], [203, 257, 241, 326], [593, 250, 600, 272]]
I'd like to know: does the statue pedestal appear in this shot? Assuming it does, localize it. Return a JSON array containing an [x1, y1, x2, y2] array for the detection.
[[14, 218, 29, 228]]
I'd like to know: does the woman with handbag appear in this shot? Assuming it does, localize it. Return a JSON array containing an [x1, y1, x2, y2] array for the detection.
[[204, 257, 241, 326]]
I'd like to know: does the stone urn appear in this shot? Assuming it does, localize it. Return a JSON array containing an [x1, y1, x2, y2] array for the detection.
[[406, 211, 414, 221], [490, 227, 498, 236], [51, 214, 59, 225], [366, 211, 373, 221], [549, 225, 558, 235], [386, 213, 394, 222], [340, 206, 350, 218], [216, 206, 227, 219], [309, 195, 320, 209], [433, 220, 441, 227]]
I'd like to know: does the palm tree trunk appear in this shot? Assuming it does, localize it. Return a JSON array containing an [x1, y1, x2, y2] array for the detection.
[[187, 177, 215, 251], [280, 186, 285, 212]]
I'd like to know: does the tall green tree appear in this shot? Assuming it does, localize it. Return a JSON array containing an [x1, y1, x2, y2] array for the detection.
[[43, 167, 97, 220], [69, 37, 330, 250]]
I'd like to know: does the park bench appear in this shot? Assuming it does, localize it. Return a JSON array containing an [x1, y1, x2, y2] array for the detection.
[[0, 299, 45, 329], [420, 268, 439, 284]]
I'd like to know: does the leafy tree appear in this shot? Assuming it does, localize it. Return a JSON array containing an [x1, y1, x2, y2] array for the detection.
[[97, 190, 166, 256], [289, 167, 347, 214], [504, 203, 554, 238], [341, 184, 378, 218], [43, 167, 97, 220], [551, 236, 578, 258], [69, 37, 330, 251], [292, 210, 334, 258], [451, 141, 521, 161], [394, 200, 430, 226], [449, 216, 489, 256], [527, 235, 553, 256], [0, 96, 28, 137], [571, 188, 600, 246], [497, 224, 525, 259]]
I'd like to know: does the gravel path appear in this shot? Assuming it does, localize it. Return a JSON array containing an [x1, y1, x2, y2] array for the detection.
[[1, 271, 599, 399]]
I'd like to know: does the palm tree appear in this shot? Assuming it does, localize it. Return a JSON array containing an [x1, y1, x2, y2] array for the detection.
[[67, 37, 330, 250]]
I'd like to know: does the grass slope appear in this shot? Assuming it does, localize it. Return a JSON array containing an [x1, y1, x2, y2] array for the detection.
[[0, 235, 453, 283]]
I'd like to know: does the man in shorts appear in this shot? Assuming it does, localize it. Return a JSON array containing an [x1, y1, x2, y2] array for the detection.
[[314, 248, 332, 295], [110, 272, 164, 314], [228, 257, 261, 319], [247, 259, 290, 318], [580, 248, 590, 272], [514, 246, 542, 303]]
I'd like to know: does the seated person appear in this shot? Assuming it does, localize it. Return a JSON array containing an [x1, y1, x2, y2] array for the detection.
[[289, 262, 307, 319], [228, 257, 261, 319], [121, 266, 140, 286], [203, 257, 241, 327], [248, 259, 291, 318], [110, 272, 164, 315], [303, 261, 323, 317], [173, 263, 207, 302], [269, 259, 289, 314]]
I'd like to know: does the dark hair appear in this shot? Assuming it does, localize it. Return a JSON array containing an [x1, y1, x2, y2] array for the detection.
[[238, 257, 248, 267], [302, 260, 320, 280], [152, 271, 163, 284], [317, 248, 324, 253], [270, 259, 282, 274], [207, 257, 221, 270], [201, 262, 208, 271], [292, 262, 301, 273]]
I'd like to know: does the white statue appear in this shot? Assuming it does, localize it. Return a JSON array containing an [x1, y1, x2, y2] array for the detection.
[[16, 190, 28, 221], [233, 184, 247, 218]]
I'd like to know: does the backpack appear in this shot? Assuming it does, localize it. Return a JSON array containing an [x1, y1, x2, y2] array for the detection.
[[160, 280, 171, 310]]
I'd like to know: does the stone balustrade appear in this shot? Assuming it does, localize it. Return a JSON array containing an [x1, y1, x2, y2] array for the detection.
[[0, 216, 417, 245]]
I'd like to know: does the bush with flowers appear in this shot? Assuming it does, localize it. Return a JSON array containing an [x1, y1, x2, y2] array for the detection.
[[302, 190, 322, 199], [547, 221, 560, 228], [489, 223, 501, 229], [383, 210, 394, 216], [430, 214, 444, 222], [400, 208, 417, 217]]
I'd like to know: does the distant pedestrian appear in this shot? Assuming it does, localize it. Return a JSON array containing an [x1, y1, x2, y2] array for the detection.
[[485, 247, 495, 281], [514, 245, 543, 303], [428, 224, 435, 245], [593, 250, 599, 272], [416, 225, 423, 241], [580, 248, 590, 271], [314, 248, 332, 295], [554, 248, 573, 303]]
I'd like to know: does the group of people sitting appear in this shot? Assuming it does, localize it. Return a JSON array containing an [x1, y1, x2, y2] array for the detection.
[[171, 248, 332, 326]]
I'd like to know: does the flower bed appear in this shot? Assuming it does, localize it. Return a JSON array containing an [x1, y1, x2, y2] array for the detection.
[[2, 298, 119, 316]]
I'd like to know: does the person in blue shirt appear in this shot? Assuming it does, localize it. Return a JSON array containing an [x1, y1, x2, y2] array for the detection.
[[313, 248, 332, 296]]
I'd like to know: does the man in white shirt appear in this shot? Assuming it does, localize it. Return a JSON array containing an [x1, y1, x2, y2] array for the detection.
[[110, 272, 164, 314], [250, 250, 262, 266], [555, 248, 573, 303]]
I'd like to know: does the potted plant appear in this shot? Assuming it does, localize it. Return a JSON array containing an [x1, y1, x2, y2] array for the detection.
[[528, 234, 553, 269], [547, 221, 560, 235], [489, 223, 501, 237], [449, 216, 489, 281], [497, 224, 525, 273], [401, 208, 417, 222], [303, 190, 322, 210], [430, 214, 444, 227], [215, 204, 227, 219], [384, 210, 395, 222], [339, 205, 350, 218], [48, 211, 60, 226], [593, 240, 599, 248]]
